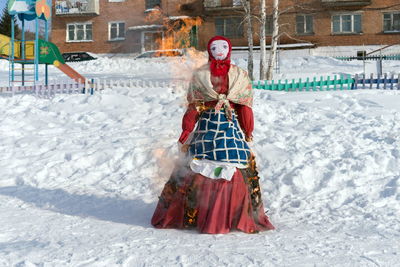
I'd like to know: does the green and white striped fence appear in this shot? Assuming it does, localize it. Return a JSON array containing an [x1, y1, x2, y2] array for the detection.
[[2, 73, 400, 97], [335, 54, 400, 61], [252, 73, 400, 91]]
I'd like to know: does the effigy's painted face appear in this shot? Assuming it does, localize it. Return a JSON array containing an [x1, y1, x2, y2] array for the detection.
[[210, 40, 229, 60]]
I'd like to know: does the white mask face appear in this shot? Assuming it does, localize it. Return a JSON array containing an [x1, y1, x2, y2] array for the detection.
[[210, 40, 229, 60]]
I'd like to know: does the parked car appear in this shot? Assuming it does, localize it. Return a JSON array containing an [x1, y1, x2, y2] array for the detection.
[[62, 52, 97, 62], [134, 49, 184, 60]]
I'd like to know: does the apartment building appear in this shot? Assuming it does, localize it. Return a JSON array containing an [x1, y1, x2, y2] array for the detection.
[[201, 0, 400, 47], [51, 0, 400, 54], [273, 0, 400, 46], [51, 0, 203, 54]]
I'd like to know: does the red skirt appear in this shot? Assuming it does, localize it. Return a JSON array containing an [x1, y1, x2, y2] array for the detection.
[[151, 164, 275, 234]]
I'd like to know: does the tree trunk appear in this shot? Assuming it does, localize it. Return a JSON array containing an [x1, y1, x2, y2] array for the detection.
[[259, 0, 267, 80], [266, 0, 279, 80], [241, 0, 254, 80]]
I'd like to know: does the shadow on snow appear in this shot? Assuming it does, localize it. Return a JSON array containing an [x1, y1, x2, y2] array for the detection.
[[0, 185, 155, 227]]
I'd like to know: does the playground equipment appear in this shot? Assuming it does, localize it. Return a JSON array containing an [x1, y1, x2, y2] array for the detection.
[[334, 44, 400, 76], [1, 0, 86, 86]]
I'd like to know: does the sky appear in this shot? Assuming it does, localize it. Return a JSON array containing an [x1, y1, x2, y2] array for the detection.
[[0, 0, 52, 15], [0, 0, 53, 17], [0, 0, 7, 16], [0, 0, 52, 34]]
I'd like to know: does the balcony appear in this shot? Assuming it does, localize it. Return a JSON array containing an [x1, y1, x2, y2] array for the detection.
[[203, 0, 243, 11], [321, 0, 371, 7], [55, 0, 99, 16]]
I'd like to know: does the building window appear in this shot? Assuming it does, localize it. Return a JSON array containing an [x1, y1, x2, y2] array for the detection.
[[332, 14, 361, 34], [233, 0, 241, 6], [215, 17, 243, 38], [67, 22, 92, 42], [265, 15, 273, 35], [204, 0, 221, 7], [296, 15, 313, 34], [109, 22, 125, 41], [383, 12, 400, 32], [146, 0, 161, 9], [143, 31, 163, 51]]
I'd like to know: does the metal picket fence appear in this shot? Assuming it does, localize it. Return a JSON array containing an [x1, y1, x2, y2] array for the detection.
[[253, 73, 400, 91], [335, 54, 400, 61], [0, 78, 187, 97], [0, 79, 93, 97], [1, 74, 399, 97]]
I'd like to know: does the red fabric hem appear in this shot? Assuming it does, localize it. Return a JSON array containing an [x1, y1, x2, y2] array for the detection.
[[151, 169, 274, 234]]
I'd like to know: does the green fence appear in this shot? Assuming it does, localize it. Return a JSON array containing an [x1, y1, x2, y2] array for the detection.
[[253, 74, 354, 91], [253, 73, 400, 91], [335, 54, 400, 61]]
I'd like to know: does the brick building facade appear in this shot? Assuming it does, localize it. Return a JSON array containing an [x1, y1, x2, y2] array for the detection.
[[274, 0, 400, 46], [51, 0, 203, 54], [51, 0, 400, 54]]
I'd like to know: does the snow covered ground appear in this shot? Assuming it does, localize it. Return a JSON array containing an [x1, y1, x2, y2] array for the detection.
[[0, 47, 400, 266]]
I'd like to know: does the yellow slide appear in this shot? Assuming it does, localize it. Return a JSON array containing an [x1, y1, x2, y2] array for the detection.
[[1, 34, 86, 84], [0, 34, 34, 59]]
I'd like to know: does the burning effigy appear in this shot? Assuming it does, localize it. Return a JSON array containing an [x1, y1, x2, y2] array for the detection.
[[151, 36, 275, 234]]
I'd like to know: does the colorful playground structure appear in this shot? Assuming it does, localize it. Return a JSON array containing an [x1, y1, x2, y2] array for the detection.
[[0, 0, 86, 86]]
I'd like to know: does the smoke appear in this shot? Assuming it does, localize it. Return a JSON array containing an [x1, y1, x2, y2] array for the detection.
[[150, 142, 192, 193]]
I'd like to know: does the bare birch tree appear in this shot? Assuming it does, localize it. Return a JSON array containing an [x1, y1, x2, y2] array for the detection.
[[241, 0, 254, 80], [259, 0, 267, 80], [266, 0, 279, 80]]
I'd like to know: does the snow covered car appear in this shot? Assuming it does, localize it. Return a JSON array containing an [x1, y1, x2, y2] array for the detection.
[[134, 49, 185, 61]]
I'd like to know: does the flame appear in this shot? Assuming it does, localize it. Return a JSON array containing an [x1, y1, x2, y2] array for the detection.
[[145, 9, 202, 54], [158, 17, 202, 52], [144, 9, 208, 87], [159, 16, 207, 76]]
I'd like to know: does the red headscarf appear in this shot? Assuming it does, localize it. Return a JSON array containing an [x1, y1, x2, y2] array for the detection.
[[207, 36, 232, 77]]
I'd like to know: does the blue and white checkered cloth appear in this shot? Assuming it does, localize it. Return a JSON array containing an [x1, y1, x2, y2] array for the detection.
[[189, 109, 251, 165]]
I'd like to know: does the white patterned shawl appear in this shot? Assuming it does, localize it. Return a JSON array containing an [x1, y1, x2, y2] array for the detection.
[[187, 64, 253, 120]]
